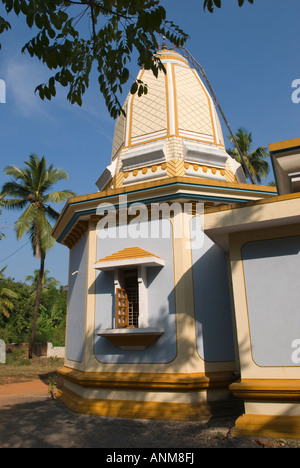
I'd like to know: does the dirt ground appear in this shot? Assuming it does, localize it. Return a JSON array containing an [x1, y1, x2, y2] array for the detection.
[[1, 378, 300, 449]]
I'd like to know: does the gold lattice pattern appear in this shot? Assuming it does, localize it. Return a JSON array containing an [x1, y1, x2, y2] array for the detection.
[[131, 70, 167, 139], [111, 101, 127, 160], [175, 67, 214, 137]]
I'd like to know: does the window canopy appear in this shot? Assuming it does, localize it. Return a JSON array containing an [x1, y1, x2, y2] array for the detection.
[[94, 247, 165, 271]]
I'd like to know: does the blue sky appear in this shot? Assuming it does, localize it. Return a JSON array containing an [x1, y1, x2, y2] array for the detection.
[[0, 0, 299, 285]]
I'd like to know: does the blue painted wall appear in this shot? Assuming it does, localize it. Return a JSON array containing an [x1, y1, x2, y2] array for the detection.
[[191, 217, 236, 362], [242, 236, 300, 367], [94, 219, 177, 364], [66, 234, 87, 362]]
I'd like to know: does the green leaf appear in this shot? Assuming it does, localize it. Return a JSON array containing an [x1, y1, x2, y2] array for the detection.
[[130, 81, 138, 95], [4, 0, 13, 13], [26, 12, 34, 28], [35, 13, 43, 30], [138, 84, 144, 97], [120, 67, 129, 85], [13, 0, 20, 15], [0, 0, 188, 118], [44, 86, 51, 100]]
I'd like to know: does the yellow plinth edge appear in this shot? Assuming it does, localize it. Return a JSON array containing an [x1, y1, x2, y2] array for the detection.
[[58, 367, 236, 392], [57, 386, 212, 421], [230, 379, 300, 402], [231, 414, 300, 439]]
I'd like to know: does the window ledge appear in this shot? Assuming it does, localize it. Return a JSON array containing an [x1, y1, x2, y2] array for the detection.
[[97, 328, 164, 350]]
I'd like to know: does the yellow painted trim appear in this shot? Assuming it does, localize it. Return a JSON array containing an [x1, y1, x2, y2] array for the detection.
[[188, 216, 203, 364], [205, 190, 294, 215], [127, 93, 134, 148], [169, 217, 179, 364], [230, 379, 300, 402], [156, 50, 189, 67], [57, 386, 212, 421], [84, 220, 98, 369], [64, 249, 77, 363], [231, 414, 300, 439], [171, 63, 179, 137], [59, 177, 277, 208], [58, 367, 236, 391], [95, 247, 161, 263], [92, 222, 98, 366], [123, 160, 202, 180], [52, 176, 277, 242], [165, 65, 170, 137], [269, 138, 300, 153]]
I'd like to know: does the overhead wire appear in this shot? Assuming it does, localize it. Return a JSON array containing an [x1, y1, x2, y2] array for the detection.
[[177, 46, 255, 184], [0, 239, 31, 264]]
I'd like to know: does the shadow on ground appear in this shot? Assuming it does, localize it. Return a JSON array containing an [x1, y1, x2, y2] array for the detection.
[[0, 397, 292, 449]]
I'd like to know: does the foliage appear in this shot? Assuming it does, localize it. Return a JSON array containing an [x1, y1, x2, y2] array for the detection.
[[1, 154, 75, 357], [0, 0, 188, 118], [227, 128, 270, 184], [25, 269, 60, 294], [0, 1, 255, 118], [35, 298, 67, 345], [203, 0, 254, 13], [5, 347, 31, 366], [1, 154, 75, 257], [48, 375, 57, 399], [0, 277, 35, 341], [0, 266, 18, 319], [0, 195, 5, 241], [0, 275, 67, 346]]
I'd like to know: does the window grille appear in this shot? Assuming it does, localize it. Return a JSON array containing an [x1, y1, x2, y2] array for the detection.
[[115, 269, 139, 328], [116, 288, 129, 328], [124, 270, 139, 328]]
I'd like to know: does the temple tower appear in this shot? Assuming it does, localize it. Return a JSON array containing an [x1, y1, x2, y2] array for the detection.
[[53, 48, 276, 420]]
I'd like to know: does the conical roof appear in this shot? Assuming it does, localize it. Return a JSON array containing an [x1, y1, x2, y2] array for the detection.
[[96, 48, 245, 191]]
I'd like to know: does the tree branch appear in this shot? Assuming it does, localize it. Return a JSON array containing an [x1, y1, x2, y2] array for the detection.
[[89, 0, 97, 48], [63, 0, 130, 19]]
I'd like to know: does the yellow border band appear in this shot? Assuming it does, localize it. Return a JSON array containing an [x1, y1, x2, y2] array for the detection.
[[57, 386, 212, 421], [231, 379, 300, 402], [58, 367, 236, 392], [269, 138, 300, 153], [231, 414, 300, 439]]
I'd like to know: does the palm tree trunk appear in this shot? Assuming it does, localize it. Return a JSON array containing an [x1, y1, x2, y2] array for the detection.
[[28, 255, 45, 359]]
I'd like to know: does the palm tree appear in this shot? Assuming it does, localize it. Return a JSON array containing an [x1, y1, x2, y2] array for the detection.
[[1, 154, 76, 358], [227, 128, 270, 184], [0, 195, 6, 241], [25, 269, 60, 295], [0, 266, 18, 319]]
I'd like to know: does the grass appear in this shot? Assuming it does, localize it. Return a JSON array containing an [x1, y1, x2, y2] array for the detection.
[[0, 348, 64, 385]]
